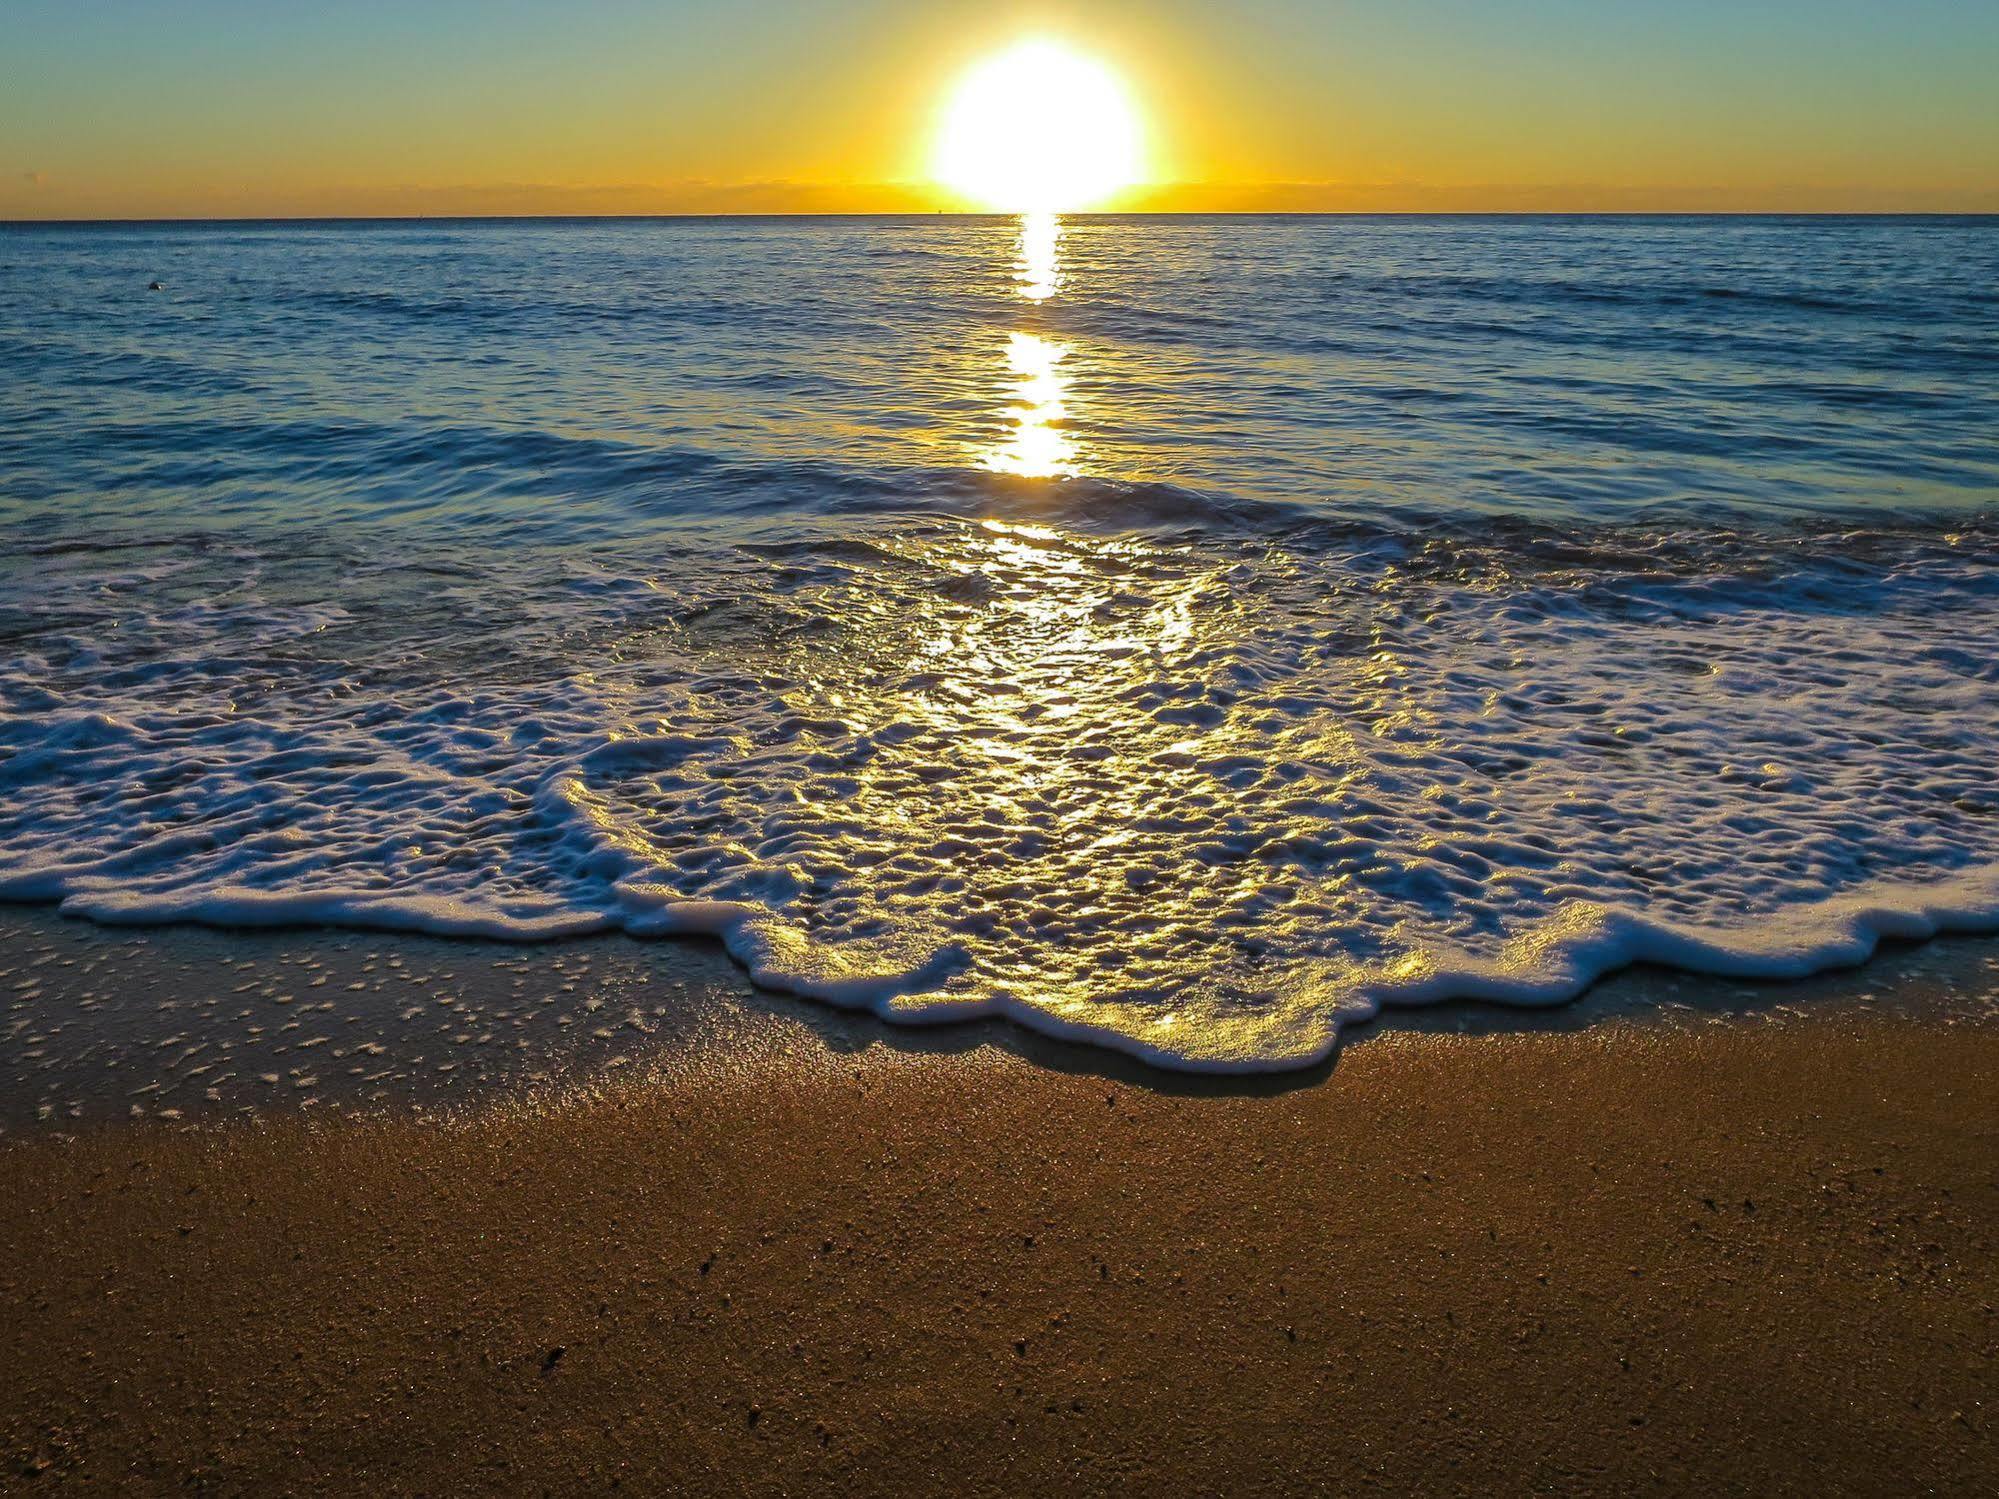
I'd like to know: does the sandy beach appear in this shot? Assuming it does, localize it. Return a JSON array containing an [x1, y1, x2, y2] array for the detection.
[[7, 7, 1998, 1488], [2, 919, 1994, 1493]]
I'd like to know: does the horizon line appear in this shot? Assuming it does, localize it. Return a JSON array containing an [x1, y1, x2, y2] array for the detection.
[[6, 209, 1997, 226]]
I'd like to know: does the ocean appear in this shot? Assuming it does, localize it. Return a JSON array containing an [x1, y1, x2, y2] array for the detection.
[[2, 214, 1996, 1073]]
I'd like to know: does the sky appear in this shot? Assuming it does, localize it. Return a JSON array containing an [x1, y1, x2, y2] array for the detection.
[[3, 0, 1995, 218]]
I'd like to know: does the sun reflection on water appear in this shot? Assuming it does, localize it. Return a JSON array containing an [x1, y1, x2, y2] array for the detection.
[[772, 512, 1280, 1033], [983, 213, 1081, 478], [1015, 210, 1061, 301], [986, 332, 1076, 478]]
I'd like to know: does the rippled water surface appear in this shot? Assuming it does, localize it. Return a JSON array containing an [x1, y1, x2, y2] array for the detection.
[[2, 215, 1996, 1070]]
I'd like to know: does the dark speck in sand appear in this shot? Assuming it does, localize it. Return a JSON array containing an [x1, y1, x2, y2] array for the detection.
[[539, 1346, 566, 1375]]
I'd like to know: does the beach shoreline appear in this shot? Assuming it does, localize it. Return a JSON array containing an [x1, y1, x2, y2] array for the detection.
[[2, 922, 1994, 1492], [4, 902, 1998, 1129]]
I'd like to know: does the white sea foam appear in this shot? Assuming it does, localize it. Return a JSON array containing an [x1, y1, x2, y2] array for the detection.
[[3, 514, 1997, 1070]]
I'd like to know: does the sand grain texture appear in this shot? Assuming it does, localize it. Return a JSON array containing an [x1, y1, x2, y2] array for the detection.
[[2, 1016, 1995, 1495]]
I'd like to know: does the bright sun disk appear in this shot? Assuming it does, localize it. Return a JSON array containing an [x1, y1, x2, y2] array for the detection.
[[934, 40, 1143, 213]]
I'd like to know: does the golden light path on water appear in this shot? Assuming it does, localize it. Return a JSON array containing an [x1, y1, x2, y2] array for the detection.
[[751, 505, 1278, 1052], [757, 206, 1356, 1058], [1014, 210, 1061, 302], [983, 212, 1078, 478], [545, 209, 1293, 1050]]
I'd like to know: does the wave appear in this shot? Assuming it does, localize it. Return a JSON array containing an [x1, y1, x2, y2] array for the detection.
[[3, 504, 1997, 1071], [15, 847, 1999, 1074], [4, 214, 1997, 1072]]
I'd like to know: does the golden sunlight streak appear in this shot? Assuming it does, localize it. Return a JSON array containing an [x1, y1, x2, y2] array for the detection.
[[985, 331, 1077, 478], [1016, 211, 1061, 301], [933, 40, 1144, 213]]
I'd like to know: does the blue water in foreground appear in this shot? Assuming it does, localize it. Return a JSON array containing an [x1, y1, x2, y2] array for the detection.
[[2, 215, 1996, 1070]]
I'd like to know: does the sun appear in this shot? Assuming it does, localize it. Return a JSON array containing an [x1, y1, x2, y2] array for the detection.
[[933, 40, 1144, 213]]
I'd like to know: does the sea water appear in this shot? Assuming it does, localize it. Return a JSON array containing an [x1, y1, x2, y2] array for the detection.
[[1, 214, 1995, 1070]]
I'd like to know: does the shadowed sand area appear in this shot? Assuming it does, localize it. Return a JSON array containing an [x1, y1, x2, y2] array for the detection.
[[1, 914, 1996, 1492]]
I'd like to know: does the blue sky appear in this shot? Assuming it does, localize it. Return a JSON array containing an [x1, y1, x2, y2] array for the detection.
[[4, 1, 1994, 214]]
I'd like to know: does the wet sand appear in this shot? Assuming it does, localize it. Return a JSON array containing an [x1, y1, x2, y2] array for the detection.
[[1, 921, 1996, 1492]]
